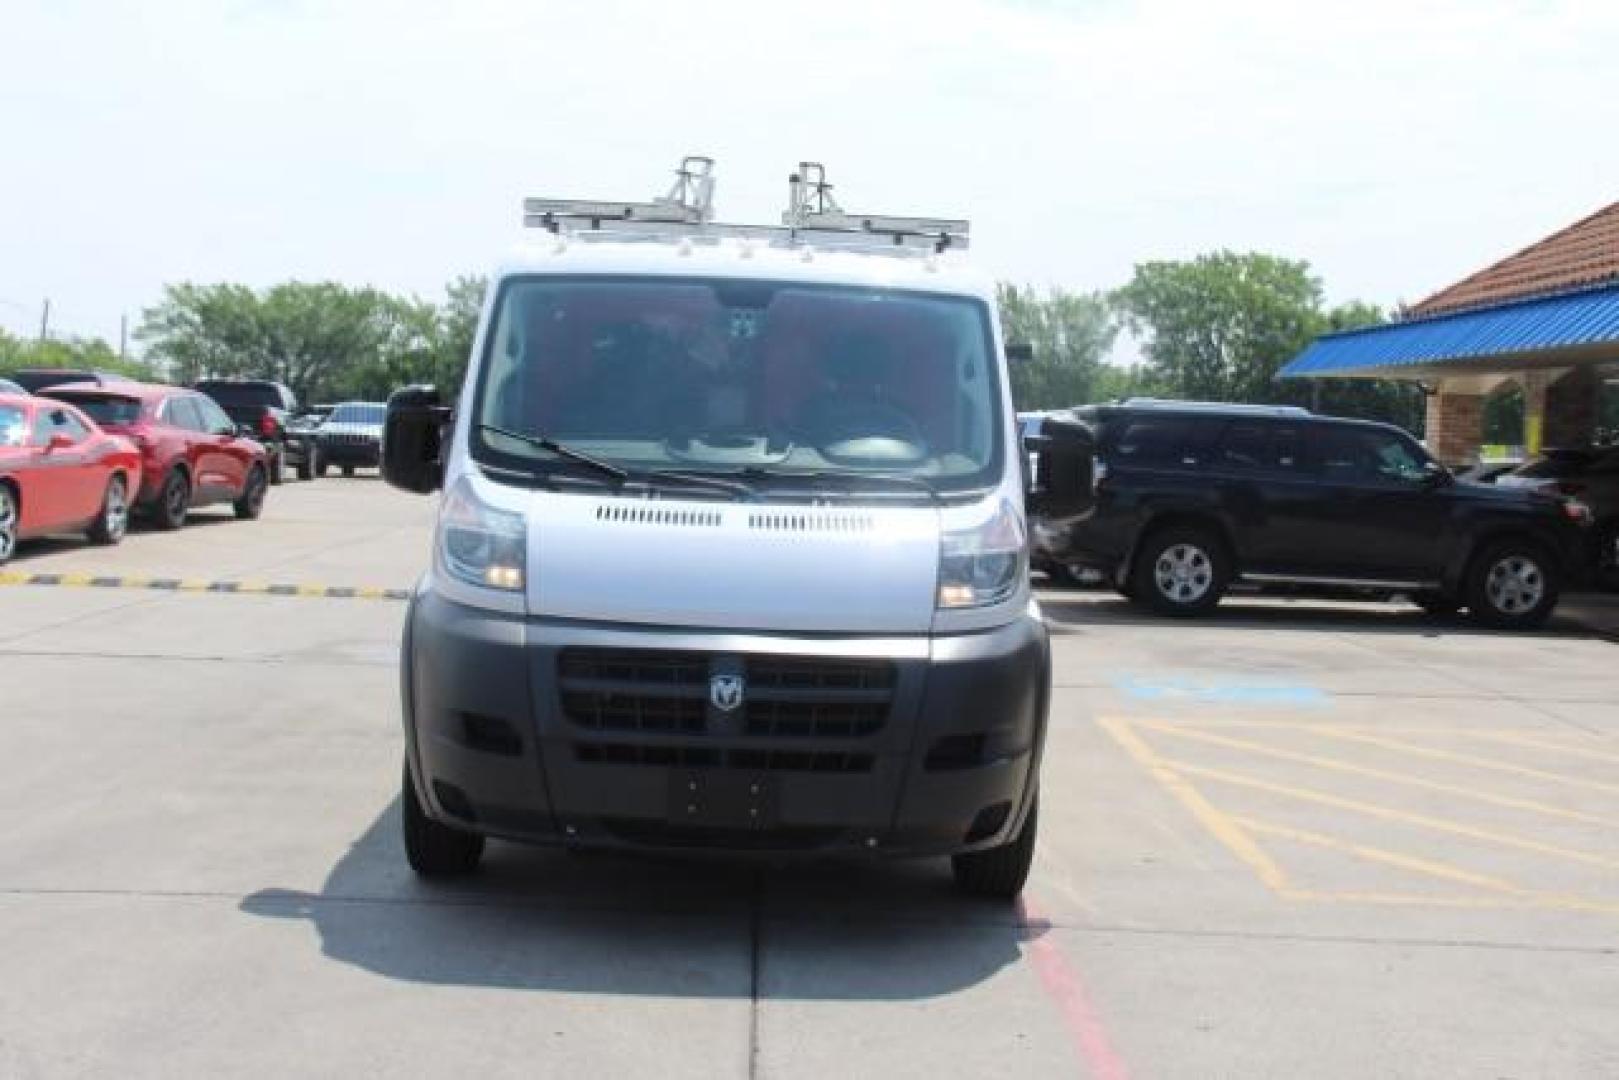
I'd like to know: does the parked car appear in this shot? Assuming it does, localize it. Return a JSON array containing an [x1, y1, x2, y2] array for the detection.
[[1454, 460, 1523, 485], [0, 391, 141, 564], [1027, 399, 1593, 628], [42, 383, 270, 529], [0, 377, 25, 396], [1497, 446, 1619, 588], [192, 379, 316, 483], [315, 401, 385, 477], [9, 369, 136, 394]]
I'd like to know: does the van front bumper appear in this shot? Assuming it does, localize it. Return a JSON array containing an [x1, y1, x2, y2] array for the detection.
[[402, 588, 1050, 859]]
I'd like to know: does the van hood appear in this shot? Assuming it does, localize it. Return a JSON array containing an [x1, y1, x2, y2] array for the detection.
[[524, 491, 942, 634]]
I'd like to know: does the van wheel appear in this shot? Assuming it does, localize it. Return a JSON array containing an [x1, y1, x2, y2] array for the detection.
[[341, 465, 355, 478], [296, 451, 316, 481], [154, 470, 190, 530], [269, 451, 285, 486], [234, 466, 267, 520], [88, 475, 129, 545], [402, 762, 484, 877], [952, 795, 1037, 901], [1466, 540, 1558, 630], [1596, 520, 1619, 592], [316, 459, 329, 478], [1133, 526, 1229, 616]]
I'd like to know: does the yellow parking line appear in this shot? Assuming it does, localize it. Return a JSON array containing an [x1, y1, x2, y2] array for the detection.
[[1167, 759, 1619, 873], [1239, 817, 1619, 917], [1301, 727, 1619, 798], [1458, 729, 1619, 768], [1097, 716, 1291, 894], [1136, 720, 1619, 830]]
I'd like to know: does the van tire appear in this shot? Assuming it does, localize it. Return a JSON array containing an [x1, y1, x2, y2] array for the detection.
[[1465, 539, 1559, 630], [1132, 525, 1230, 617], [402, 762, 484, 878], [952, 795, 1037, 901]]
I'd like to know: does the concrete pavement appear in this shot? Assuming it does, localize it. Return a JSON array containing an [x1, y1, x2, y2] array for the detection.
[[1, 479, 1617, 1077]]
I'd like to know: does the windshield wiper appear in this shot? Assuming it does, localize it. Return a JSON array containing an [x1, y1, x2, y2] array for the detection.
[[476, 424, 628, 483], [478, 425, 752, 499]]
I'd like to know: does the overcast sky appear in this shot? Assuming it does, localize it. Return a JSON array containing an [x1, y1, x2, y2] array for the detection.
[[3, 0, 1617, 355]]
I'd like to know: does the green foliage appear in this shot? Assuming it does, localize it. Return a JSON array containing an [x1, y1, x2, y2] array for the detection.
[[1113, 253, 1422, 433], [995, 283, 1118, 411], [0, 327, 159, 381], [136, 278, 487, 406]]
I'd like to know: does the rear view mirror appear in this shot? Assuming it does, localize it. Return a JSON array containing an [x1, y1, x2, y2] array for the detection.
[[1027, 414, 1096, 520], [383, 385, 452, 495]]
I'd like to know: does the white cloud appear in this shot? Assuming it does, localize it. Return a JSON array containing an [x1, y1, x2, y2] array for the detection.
[[2, 0, 1617, 345]]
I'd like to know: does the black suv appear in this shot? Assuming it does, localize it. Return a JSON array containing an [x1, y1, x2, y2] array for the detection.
[[1027, 400, 1593, 629], [193, 379, 315, 483]]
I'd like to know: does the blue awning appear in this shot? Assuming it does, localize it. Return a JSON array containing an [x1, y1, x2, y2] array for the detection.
[[1282, 282, 1619, 378]]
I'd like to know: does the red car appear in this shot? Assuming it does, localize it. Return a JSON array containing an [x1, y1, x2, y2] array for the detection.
[[44, 383, 270, 530], [0, 392, 143, 564]]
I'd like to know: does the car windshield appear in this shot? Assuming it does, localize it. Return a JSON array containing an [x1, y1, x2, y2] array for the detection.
[[471, 276, 1002, 491], [331, 404, 385, 424], [0, 404, 27, 446], [50, 395, 141, 427]]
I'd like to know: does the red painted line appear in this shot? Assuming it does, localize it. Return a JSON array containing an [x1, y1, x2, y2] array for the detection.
[[1019, 898, 1130, 1080]]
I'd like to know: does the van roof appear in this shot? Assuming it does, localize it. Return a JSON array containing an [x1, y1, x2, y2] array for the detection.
[[493, 236, 994, 303]]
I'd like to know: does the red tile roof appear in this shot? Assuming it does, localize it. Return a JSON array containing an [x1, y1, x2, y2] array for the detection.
[[1412, 200, 1619, 317]]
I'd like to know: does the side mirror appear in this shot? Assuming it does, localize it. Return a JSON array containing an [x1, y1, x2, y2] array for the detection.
[[1420, 462, 1452, 489], [383, 384, 451, 495], [46, 433, 75, 452], [1004, 343, 1035, 363], [1028, 414, 1097, 520]]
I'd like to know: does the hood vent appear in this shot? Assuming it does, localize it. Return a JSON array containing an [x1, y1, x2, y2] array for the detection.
[[595, 504, 723, 527], [747, 511, 874, 533]]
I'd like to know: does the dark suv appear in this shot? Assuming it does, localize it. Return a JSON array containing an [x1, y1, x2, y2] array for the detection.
[[1028, 400, 1593, 629], [193, 379, 314, 483]]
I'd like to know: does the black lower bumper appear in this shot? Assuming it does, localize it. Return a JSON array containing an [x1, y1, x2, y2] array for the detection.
[[318, 440, 381, 467], [402, 588, 1051, 858]]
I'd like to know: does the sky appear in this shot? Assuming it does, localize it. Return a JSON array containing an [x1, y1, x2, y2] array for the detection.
[[3, 0, 1618, 358]]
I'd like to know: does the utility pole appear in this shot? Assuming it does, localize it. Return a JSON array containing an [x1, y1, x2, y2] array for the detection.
[[119, 314, 128, 361], [39, 298, 50, 342]]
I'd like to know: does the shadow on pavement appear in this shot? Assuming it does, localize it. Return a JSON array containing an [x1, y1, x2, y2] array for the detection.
[[240, 799, 1041, 999], [1038, 589, 1604, 641]]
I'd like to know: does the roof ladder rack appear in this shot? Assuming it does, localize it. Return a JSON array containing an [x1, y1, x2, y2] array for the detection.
[[784, 162, 970, 252], [523, 156, 716, 232]]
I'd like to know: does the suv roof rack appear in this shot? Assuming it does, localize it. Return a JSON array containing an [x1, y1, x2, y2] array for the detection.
[[1119, 398, 1312, 418], [523, 156, 970, 254]]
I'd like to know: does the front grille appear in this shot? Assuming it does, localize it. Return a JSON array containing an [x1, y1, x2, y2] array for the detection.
[[574, 742, 873, 774], [558, 648, 896, 740]]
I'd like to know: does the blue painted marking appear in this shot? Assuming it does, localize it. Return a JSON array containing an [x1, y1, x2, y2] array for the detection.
[[1115, 676, 1328, 707]]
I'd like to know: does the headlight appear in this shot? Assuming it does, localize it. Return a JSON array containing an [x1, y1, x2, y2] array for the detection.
[[439, 478, 526, 591], [937, 498, 1027, 609]]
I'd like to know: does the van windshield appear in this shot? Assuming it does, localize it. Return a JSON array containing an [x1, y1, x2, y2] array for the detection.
[[471, 276, 1003, 492]]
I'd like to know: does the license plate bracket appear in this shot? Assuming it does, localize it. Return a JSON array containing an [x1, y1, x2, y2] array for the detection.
[[670, 770, 777, 830]]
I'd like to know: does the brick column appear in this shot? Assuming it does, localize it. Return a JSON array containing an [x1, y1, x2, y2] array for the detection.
[[1424, 387, 1484, 466]]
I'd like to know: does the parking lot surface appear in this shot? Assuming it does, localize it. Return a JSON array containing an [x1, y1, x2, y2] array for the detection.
[[2, 479, 1616, 1078]]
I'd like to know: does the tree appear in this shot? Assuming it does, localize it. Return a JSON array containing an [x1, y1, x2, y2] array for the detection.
[[138, 282, 399, 404], [1113, 253, 1423, 432], [1113, 251, 1323, 403], [0, 327, 158, 381], [995, 283, 1117, 411]]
